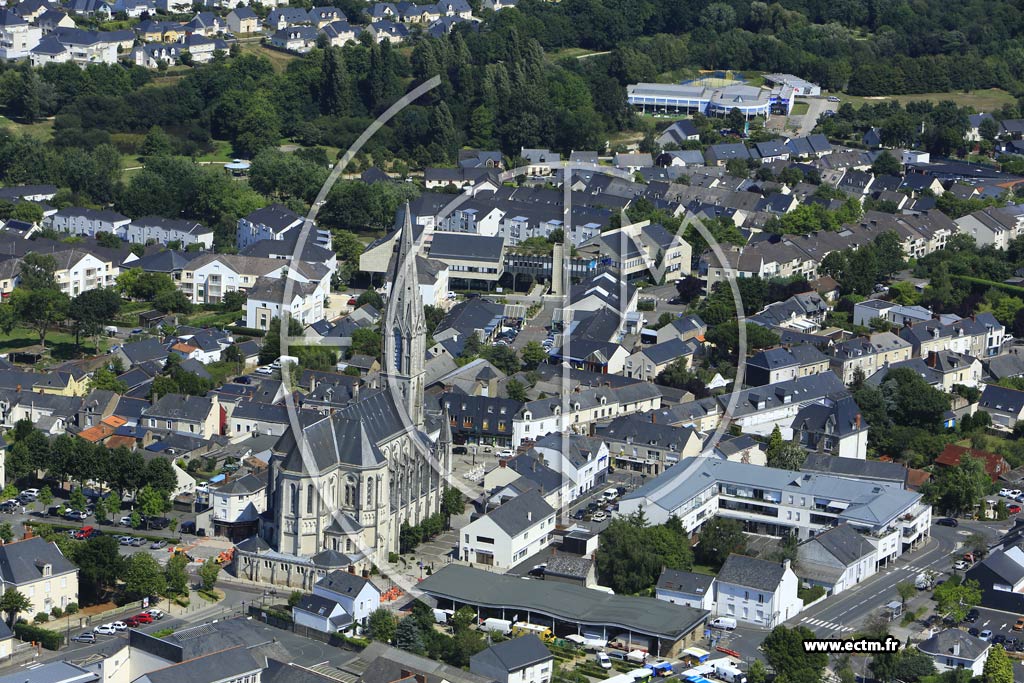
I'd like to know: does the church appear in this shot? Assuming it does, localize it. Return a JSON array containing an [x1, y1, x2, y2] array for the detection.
[[233, 208, 453, 588]]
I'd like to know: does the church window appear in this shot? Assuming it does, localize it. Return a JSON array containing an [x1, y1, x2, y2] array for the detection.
[[306, 484, 314, 514], [289, 484, 297, 516], [366, 477, 374, 506], [346, 539, 352, 553]]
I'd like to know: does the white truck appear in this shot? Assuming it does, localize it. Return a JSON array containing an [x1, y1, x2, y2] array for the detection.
[[480, 618, 513, 635], [713, 662, 747, 683], [915, 570, 939, 590]]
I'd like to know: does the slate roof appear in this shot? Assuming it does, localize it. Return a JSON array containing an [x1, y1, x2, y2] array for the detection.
[[0, 537, 77, 585], [716, 554, 788, 592], [215, 474, 266, 496], [135, 647, 261, 683], [805, 523, 876, 566], [144, 394, 214, 423], [980, 384, 1024, 415], [481, 490, 553, 536], [429, 233, 503, 262], [800, 453, 907, 486], [656, 568, 714, 597], [918, 629, 989, 662], [470, 635, 552, 673], [119, 338, 168, 365], [317, 569, 372, 596]]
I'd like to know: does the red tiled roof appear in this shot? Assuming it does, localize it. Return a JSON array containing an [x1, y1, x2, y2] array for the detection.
[[935, 443, 1010, 482]]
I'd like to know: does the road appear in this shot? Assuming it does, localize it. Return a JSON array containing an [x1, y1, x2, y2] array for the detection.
[[794, 98, 837, 136], [792, 519, 1003, 637]]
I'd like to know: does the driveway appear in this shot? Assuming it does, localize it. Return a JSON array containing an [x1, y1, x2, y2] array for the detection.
[[794, 98, 837, 136]]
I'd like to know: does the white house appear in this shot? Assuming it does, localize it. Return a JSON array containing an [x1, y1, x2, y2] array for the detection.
[[655, 568, 715, 611], [236, 204, 304, 250], [459, 490, 555, 569], [918, 630, 990, 676], [293, 570, 381, 634], [211, 473, 267, 539], [0, 537, 79, 616], [470, 635, 554, 683], [126, 216, 214, 248], [0, 10, 41, 59], [245, 274, 325, 331], [795, 524, 877, 596], [513, 383, 662, 446], [713, 555, 801, 628], [52, 249, 114, 296], [531, 433, 608, 501], [48, 207, 129, 238]]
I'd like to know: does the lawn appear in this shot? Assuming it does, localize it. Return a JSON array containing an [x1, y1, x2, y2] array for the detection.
[[0, 116, 55, 141], [0, 327, 108, 362], [182, 308, 242, 328], [790, 101, 810, 116], [238, 42, 297, 72], [546, 47, 601, 61], [837, 88, 1016, 112]]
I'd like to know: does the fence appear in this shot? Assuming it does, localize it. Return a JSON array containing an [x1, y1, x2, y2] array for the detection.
[[247, 605, 368, 653]]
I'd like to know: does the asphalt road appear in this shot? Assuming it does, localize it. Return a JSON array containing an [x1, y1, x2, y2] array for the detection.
[[795, 98, 837, 136]]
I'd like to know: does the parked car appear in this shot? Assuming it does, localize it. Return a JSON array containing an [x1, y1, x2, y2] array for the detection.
[[528, 564, 546, 577], [1015, 617, 1024, 631], [936, 517, 959, 527], [133, 613, 154, 624], [994, 634, 1007, 645], [144, 609, 164, 620], [65, 510, 88, 521], [148, 517, 170, 530], [966, 609, 980, 623], [968, 627, 980, 637], [596, 652, 612, 670], [119, 516, 133, 527], [110, 621, 127, 632], [125, 617, 140, 628], [118, 536, 133, 545], [954, 560, 969, 570], [20, 488, 38, 500], [94, 624, 117, 635], [0, 502, 17, 513], [1010, 505, 1022, 514], [150, 540, 168, 550], [980, 630, 993, 640], [1001, 488, 1013, 497], [131, 537, 145, 547], [827, 96, 841, 102], [571, 509, 586, 520], [71, 632, 96, 644]]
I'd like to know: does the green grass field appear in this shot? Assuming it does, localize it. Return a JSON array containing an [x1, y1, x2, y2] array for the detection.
[[238, 42, 297, 72], [837, 88, 1016, 112], [790, 101, 810, 116], [0, 327, 108, 361], [0, 116, 55, 141]]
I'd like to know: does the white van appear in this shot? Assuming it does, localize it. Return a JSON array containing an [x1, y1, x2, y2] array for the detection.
[[602, 488, 618, 501], [709, 617, 737, 631], [596, 652, 612, 670]]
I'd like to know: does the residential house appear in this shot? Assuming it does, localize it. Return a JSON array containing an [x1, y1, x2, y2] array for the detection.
[[713, 555, 801, 628], [918, 630, 990, 676], [470, 635, 554, 683], [210, 473, 266, 540], [428, 232, 504, 286], [226, 6, 258, 33], [126, 216, 213, 248], [142, 393, 221, 439], [531, 432, 609, 500], [46, 26, 119, 64], [595, 414, 701, 476], [48, 207, 129, 239], [293, 570, 381, 633], [625, 338, 699, 381], [655, 120, 700, 147], [793, 395, 869, 460], [828, 332, 912, 385], [655, 568, 715, 610], [0, 537, 79, 616], [459, 490, 555, 568], [513, 383, 662, 445], [320, 19, 357, 45], [0, 10, 42, 59], [52, 249, 115, 296], [704, 143, 750, 166], [978, 384, 1024, 430], [236, 204, 319, 250], [955, 206, 1024, 250], [898, 313, 1005, 359], [245, 275, 325, 331], [935, 443, 1011, 483], [655, 315, 706, 345], [439, 395, 520, 448], [796, 523, 877, 596]]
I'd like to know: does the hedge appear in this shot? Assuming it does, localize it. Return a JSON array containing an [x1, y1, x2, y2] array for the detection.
[[14, 623, 63, 650]]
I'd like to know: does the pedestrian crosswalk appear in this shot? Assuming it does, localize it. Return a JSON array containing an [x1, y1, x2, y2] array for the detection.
[[800, 616, 855, 633]]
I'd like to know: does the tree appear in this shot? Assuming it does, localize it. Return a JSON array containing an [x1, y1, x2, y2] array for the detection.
[[747, 660, 767, 683], [18, 252, 57, 290], [761, 625, 827, 682], [69, 487, 87, 512], [0, 523, 12, 543], [72, 535, 125, 603], [441, 488, 465, 528], [506, 379, 527, 402], [0, 589, 31, 627], [367, 607, 397, 643], [259, 316, 303, 365], [695, 518, 746, 568], [37, 486, 52, 510], [894, 648, 936, 682], [595, 515, 693, 593], [871, 150, 902, 176], [10, 287, 69, 348], [356, 289, 384, 309], [141, 125, 174, 157], [143, 458, 178, 494], [198, 558, 220, 591], [124, 553, 166, 600], [896, 580, 916, 608], [520, 341, 548, 370], [95, 232, 121, 249], [933, 575, 981, 622], [165, 553, 189, 595], [92, 496, 107, 522], [766, 439, 807, 470], [288, 590, 303, 607], [982, 644, 1013, 683], [395, 615, 425, 655], [350, 328, 383, 359], [923, 454, 989, 516], [88, 368, 127, 394], [137, 485, 170, 524]]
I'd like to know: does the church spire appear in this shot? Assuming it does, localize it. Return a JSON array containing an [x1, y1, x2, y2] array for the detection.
[[383, 203, 426, 428]]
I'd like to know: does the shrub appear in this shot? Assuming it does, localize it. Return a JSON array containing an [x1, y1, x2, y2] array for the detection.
[[50, 607, 62, 618], [65, 603, 78, 614], [33, 612, 49, 623], [14, 623, 62, 650], [798, 585, 826, 603]]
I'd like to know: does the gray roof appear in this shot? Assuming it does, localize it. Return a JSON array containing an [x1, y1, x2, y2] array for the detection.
[[624, 456, 924, 529], [716, 554, 788, 592], [724, 372, 847, 418], [596, 415, 696, 453], [135, 647, 261, 683], [918, 629, 989, 662], [0, 661, 95, 683], [317, 569, 372, 596], [543, 555, 593, 580], [274, 410, 383, 474], [119, 338, 168, 365], [144, 394, 214, 423], [215, 473, 266, 496], [980, 384, 1024, 415], [482, 490, 554, 536], [419, 565, 708, 640], [656, 568, 714, 597], [470, 635, 552, 673], [430, 232, 503, 262], [0, 537, 76, 585], [803, 523, 876, 566], [801, 453, 907, 485]]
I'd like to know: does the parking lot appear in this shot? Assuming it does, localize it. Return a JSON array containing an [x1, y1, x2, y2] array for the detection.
[[961, 606, 1024, 654]]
